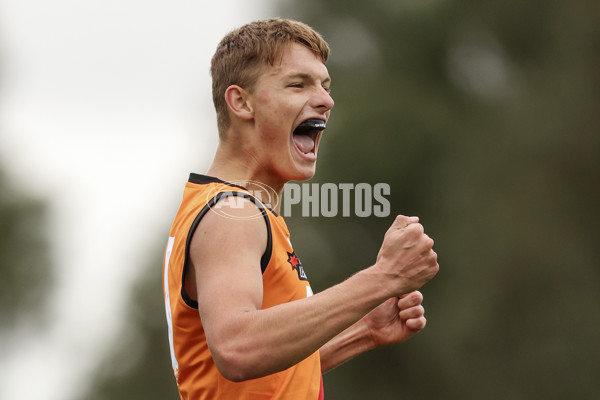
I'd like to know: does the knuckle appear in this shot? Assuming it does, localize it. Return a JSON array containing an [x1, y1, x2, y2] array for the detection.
[[418, 237, 434, 254], [421, 235, 434, 250], [413, 223, 424, 234], [404, 223, 423, 238], [427, 235, 435, 247]]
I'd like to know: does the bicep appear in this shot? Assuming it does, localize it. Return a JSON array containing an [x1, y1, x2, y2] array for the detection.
[[188, 199, 268, 340]]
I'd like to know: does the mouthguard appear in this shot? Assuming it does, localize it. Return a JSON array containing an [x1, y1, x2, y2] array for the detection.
[[295, 119, 326, 132]]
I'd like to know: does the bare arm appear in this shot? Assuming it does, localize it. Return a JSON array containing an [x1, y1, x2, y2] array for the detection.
[[319, 291, 428, 373], [190, 201, 438, 381]]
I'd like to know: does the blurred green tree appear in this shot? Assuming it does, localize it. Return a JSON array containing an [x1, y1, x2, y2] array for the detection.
[[280, 0, 600, 399], [0, 167, 54, 333], [82, 243, 178, 400]]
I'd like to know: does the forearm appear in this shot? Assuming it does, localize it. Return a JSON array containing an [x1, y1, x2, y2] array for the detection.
[[319, 317, 374, 373], [208, 267, 391, 381]]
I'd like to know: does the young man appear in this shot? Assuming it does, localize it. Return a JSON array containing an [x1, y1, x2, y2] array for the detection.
[[163, 18, 439, 400]]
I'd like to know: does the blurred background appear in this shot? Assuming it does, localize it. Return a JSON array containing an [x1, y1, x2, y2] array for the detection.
[[1, 0, 598, 399]]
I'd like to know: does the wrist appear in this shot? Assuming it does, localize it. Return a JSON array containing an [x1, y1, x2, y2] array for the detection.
[[320, 318, 374, 373], [359, 265, 402, 300]]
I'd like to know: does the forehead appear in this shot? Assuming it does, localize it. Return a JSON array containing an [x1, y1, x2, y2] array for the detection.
[[262, 43, 330, 81]]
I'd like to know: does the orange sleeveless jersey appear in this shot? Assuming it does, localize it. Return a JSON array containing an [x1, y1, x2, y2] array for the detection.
[[163, 174, 323, 400]]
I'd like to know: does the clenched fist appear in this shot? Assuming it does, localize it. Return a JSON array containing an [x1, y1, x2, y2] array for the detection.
[[375, 215, 439, 296]]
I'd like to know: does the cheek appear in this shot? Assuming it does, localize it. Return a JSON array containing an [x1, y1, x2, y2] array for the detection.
[[259, 109, 294, 139], [253, 92, 297, 139]]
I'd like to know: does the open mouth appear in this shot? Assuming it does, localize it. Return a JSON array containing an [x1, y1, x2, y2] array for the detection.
[[292, 118, 326, 156]]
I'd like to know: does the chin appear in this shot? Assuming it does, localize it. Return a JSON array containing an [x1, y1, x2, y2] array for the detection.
[[282, 169, 315, 183], [292, 164, 318, 181], [295, 173, 315, 182]]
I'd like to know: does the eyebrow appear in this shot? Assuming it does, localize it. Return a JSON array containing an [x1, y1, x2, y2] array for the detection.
[[286, 72, 331, 85]]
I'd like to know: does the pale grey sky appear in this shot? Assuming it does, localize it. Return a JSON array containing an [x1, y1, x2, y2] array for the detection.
[[0, 1, 275, 399]]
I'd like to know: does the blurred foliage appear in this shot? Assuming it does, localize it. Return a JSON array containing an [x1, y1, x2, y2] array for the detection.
[[83, 0, 599, 399], [0, 167, 53, 332], [281, 0, 600, 399], [82, 243, 178, 400]]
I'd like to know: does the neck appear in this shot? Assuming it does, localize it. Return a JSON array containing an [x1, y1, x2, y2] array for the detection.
[[206, 141, 285, 214]]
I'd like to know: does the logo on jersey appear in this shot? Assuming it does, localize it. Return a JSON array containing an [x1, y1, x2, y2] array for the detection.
[[204, 180, 279, 220], [287, 251, 308, 281]]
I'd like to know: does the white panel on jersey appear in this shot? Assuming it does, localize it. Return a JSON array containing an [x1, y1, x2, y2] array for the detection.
[[306, 286, 314, 298], [163, 236, 179, 377]]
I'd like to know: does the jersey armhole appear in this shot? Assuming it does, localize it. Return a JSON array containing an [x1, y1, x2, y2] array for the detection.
[[180, 191, 273, 309]]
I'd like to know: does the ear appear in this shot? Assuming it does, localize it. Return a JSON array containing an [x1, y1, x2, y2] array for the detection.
[[224, 85, 254, 122]]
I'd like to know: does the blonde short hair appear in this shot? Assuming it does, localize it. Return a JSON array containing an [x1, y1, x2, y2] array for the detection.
[[210, 18, 330, 137]]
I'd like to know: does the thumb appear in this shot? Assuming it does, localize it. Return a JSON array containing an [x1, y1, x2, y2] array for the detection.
[[389, 215, 419, 230]]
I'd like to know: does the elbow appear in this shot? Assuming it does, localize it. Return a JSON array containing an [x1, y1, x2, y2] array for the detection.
[[216, 362, 251, 383], [212, 345, 263, 382]]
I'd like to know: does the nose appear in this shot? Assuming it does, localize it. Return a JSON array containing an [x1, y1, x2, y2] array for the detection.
[[311, 87, 334, 113]]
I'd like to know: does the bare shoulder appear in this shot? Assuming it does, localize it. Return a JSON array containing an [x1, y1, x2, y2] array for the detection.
[[187, 195, 269, 310], [190, 194, 269, 257]]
